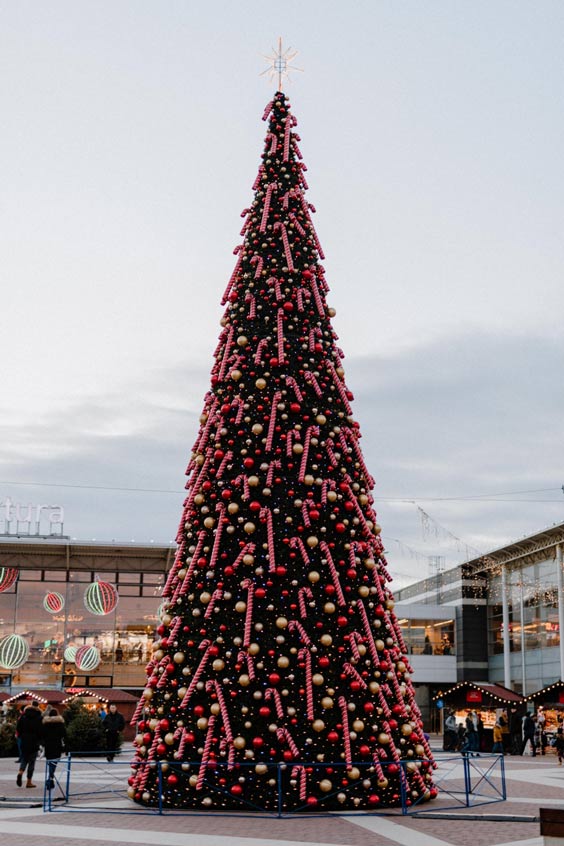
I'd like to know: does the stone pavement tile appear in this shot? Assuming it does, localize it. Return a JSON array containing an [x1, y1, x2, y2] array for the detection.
[[378, 816, 539, 846], [3, 811, 400, 846]]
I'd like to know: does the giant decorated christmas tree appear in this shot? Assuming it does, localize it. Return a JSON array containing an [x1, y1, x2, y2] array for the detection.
[[128, 91, 437, 812]]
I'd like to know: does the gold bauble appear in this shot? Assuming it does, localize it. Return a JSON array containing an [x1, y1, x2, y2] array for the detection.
[[212, 659, 225, 671], [316, 414, 327, 425], [228, 502, 239, 514], [244, 522, 256, 534], [203, 517, 215, 529], [377, 777, 388, 789], [312, 673, 324, 686], [237, 335, 248, 347], [235, 601, 247, 613], [306, 535, 319, 548], [248, 475, 259, 486], [378, 733, 390, 745], [308, 570, 320, 583], [292, 443, 304, 454], [319, 779, 332, 792], [313, 719, 325, 733], [277, 656, 290, 668], [321, 696, 334, 709], [239, 674, 250, 687], [347, 767, 360, 780], [255, 378, 267, 390], [233, 736, 246, 749], [323, 602, 336, 614], [173, 652, 185, 664], [164, 732, 175, 746], [320, 633, 333, 646], [248, 643, 260, 655], [352, 720, 365, 732], [252, 424, 263, 435], [200, 592, 211, 605], [230, 369, 242, 381], [276, 617, 288, 629], [375, 639, 385, 651], [255, 764, 268, 774], [242, 553, 254, 565], [327, 491, 337, 502], [197, 717, 208, 730]]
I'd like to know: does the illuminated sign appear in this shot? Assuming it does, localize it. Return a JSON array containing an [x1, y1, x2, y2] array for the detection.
[[0, 497, 65, 536]]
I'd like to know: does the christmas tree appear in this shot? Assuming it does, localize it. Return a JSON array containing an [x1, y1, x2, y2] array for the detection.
[[128, 91, 437, 812]]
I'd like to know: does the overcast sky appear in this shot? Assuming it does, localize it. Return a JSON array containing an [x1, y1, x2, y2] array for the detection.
[[1, 1, 563, 587]]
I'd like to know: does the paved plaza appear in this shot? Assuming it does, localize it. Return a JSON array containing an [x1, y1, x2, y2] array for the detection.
[[0, 740, 561, 846]]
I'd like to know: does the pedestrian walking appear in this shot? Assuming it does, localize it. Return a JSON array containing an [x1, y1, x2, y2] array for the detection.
[[42, 707, 66, 789], [492, 720, 504, 755], [16, 701, 43, 788], [103, 704, 125, 761], [444, 710, 458, 752], [555, 728, 564, 766], [536, 708, 547, 755], [509, 707, 523, 755], [464, 710, 480, 756], [522, 712, 536, 756]]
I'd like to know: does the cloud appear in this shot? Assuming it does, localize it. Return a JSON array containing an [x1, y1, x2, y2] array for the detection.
[[1, 330, 562, 585]]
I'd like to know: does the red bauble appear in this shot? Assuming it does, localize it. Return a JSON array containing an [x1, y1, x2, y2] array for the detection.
[[368, 794, 380, 806], [335, 523, 346, 533], [156, 743, 167, 757], [327, 731, 339, 743], [306, 796, 318, 808], [231, 784, 243, 795], [167, 773, 179, 786]]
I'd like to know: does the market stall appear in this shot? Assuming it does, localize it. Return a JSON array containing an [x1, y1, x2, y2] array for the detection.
[[433, 681, 525, 751]]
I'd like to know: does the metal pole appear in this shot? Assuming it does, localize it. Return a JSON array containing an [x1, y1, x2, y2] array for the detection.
[[519, 576, 526, 695], [557, 545, 564, 681], [501, 565, 512, 689]]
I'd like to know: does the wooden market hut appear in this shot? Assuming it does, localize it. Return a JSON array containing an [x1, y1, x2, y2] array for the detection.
[[62, 687, 139, 740], [2, 688, 67, 714], [433, 681, 525, 751], [526, 681, 564, 732]]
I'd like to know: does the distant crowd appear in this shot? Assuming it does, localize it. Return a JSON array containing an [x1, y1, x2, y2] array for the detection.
[[443, 706, 564, 763]]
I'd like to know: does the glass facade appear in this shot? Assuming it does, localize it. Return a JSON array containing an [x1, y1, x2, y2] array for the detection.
[[488, 558, 560, 656], [396, 617, 455, 656], [0, 568, 163, 689], [488, 555, 561, 693]]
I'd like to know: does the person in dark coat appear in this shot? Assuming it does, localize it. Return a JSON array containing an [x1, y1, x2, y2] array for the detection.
[[509, 707, 523, 755], [103, 703, 125, 761], [42, 707, 66, 789], [16, 701, 43, 788], [522, 712, 536, 756]]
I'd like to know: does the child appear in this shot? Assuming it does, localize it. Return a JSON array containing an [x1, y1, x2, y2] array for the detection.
[[554, 728, 564, 766], [492, 720, 504, 755]]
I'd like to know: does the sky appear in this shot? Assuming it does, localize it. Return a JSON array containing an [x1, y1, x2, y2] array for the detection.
[[1, 1, 563, 587]]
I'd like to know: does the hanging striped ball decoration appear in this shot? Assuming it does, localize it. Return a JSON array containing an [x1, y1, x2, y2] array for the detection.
[[75, 644, 101, 672], [0, 633, 29, 670], [0, 568, 18, 593], [84, 580, 118, 615], [64, 645, 77, 663], [43, 591, 65, 614]]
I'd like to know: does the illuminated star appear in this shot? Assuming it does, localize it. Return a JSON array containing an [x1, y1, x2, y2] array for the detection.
[[260, 37, 303, 90]]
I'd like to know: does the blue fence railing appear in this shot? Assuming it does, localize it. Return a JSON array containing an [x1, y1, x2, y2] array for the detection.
[[43, 753, 506, 817]]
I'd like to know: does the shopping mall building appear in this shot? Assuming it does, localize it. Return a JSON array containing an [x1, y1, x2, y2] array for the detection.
[[1, 519, 564, 731]]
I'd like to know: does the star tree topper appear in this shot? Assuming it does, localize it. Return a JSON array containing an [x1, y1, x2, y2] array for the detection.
[[260, 37, 303, 90]]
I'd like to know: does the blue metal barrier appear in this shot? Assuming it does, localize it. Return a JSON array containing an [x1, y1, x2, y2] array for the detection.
[[43, 753, 506, 817]]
